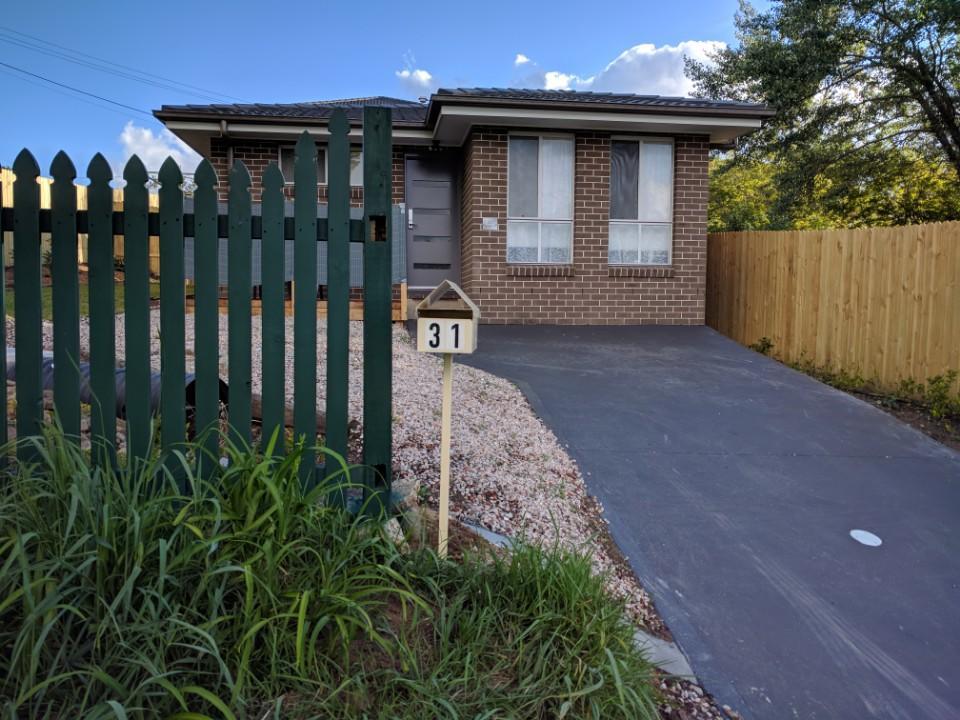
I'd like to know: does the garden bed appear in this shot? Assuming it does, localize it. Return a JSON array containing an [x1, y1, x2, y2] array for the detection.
[[10, 313, 735, 718]]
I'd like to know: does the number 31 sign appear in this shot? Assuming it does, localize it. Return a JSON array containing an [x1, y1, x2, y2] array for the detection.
[[415, 280, 480, 557], [415, 280, 479, 355], [418, 317, 475, 354]]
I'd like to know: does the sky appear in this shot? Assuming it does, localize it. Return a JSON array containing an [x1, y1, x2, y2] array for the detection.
[[0, 0, 760, 175]]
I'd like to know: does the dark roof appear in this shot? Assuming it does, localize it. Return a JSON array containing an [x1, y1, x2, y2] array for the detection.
[[154, 96, 429, 125], [154, 88, 773, 126], [435, 87, 770, 113]]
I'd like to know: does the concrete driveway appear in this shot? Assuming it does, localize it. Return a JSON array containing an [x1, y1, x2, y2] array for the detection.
[[456, 325, 960, 719]]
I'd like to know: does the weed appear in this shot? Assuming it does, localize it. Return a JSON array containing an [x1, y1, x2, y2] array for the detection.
[[748, 336, 774, 355]]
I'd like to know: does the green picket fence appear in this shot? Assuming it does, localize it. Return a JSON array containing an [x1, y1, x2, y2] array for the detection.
[[0, 106, 393, 512]]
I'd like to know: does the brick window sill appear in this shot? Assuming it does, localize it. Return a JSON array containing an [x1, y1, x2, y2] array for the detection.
[[506, 264, 575, 278], [608, 265, 675, 278]]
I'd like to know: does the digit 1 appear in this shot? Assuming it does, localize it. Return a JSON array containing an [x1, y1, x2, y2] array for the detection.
[[451, 323, 460, 348]]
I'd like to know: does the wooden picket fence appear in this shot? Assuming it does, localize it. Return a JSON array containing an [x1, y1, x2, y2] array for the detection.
[[706, 222, 960, 391], [1, 167, 162, 272], [1, 107, 394, 511]]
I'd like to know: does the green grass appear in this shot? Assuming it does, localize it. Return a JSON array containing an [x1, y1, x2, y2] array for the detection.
[[0, 428, 660, 719], [4, 281, 161, 321]]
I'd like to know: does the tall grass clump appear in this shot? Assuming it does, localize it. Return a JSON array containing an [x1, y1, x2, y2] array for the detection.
[[0, 426, 660, 719], [0, 427, 417, 718]]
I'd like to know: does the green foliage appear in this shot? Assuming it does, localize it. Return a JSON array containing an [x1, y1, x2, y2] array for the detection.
[[788, 355, 867, 391], [708, 157, 777, 232], [709, 149, 960, 231], [692, 0, 960, 229], [0, 428, 659, 719], [791, 357, 960, 420], [897, 370, 960, 419], [748, 337, 775, 355]]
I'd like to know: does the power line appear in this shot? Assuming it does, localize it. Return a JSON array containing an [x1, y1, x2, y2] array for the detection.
[[0, 65, 139, 121], [0, 60, 153, 117], [0, 34, 231, 104], [0, 25, 245, 103]]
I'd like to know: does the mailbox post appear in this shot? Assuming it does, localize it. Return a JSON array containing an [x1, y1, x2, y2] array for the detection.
[[415, 280, 480, 556]]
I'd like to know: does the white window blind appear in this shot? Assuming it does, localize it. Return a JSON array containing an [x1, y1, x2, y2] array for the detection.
[[609, 140, 673, 265], [349, 148, 363, 187], [507, 135, 574, 263]]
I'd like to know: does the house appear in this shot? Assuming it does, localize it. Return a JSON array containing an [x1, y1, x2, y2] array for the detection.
[[155, 89, 772, 325]]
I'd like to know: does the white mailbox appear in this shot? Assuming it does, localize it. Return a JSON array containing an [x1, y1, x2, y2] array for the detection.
[[415, 280, 480, 558], [416, 280, 480, 354]]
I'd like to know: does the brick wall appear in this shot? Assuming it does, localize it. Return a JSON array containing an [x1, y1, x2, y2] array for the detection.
[[459, 128, 709, 325], [202, 129, 709, 325], [208, 138, 407, 205]]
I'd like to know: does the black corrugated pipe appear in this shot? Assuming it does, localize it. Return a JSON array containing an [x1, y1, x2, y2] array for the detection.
[[6, 355, 229, 429]]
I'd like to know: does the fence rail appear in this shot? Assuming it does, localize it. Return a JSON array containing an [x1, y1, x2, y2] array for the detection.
[[0, 172, 407, 286], [706, 222, 960, 391], [1, 107, 394, 512]]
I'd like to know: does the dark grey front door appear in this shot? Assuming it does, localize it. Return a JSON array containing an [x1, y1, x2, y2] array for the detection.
[[405, 152, 459, 289]]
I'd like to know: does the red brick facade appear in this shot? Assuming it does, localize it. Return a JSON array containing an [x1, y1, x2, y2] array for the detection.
[[201, 129, 709, 326], [208, 138, 407, 206], [459, 128, 709, 325]]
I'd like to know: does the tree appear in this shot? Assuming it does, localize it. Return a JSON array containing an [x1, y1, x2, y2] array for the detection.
[[689, 0, 960, 225], [707, 157, 778, 232], [709, 151, 960, 231]]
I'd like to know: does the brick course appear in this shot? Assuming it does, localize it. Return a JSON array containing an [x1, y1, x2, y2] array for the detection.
[[459, 128, 708, 325]]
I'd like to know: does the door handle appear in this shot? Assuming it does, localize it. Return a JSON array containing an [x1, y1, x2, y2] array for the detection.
[[408, 208, 415, 228]]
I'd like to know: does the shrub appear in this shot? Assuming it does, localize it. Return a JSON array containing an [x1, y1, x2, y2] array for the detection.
[[920, 371, 960, 419], [0, 428, 659, 719]]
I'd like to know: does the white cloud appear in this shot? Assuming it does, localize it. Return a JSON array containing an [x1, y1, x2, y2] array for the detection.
[[514, 53, 531, 66], [395, 68, 435, 94], [118, 121, 201, 174], [543, 71, 586, 90], [519, 40, 725, 97], [587, 41, 725, 96]]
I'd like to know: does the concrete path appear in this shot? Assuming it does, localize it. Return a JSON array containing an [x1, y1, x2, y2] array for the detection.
[[455, 325, 960, 719]]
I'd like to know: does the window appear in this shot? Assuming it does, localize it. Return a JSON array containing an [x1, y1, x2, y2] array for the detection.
[[608, 139, 673, 265], [349, 148, 363, 187], [507, 135, 574, 263], [279, 145, 326, 185], [278, 146, 363, 186]]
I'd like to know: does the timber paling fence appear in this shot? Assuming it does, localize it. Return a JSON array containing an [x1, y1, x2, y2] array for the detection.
[[1, 107, 394, 512], [706, 222, 960, 392]]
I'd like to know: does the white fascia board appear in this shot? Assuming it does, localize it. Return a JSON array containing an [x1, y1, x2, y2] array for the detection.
[[433, 105, 762, 145], [163, 121, 435, 144], [228, 123, 435, 144]]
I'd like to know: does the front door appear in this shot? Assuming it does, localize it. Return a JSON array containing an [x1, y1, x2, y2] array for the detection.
[[405, 151, 460, 289]]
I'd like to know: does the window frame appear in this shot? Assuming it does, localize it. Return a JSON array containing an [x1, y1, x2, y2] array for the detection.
[[279, 144, 327, 186], [506, 132, 576, 265], [277, 145, 364, 187], [348, 147, 363, 187], [608, 136, 675, 267]]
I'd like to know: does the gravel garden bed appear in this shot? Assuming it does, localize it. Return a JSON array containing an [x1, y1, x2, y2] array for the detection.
[[11, 312, 734, 719]]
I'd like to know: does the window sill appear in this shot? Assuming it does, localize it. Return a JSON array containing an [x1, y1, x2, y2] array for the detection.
[[507, 264, 575, 277], [608, 265, 674, 278]]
